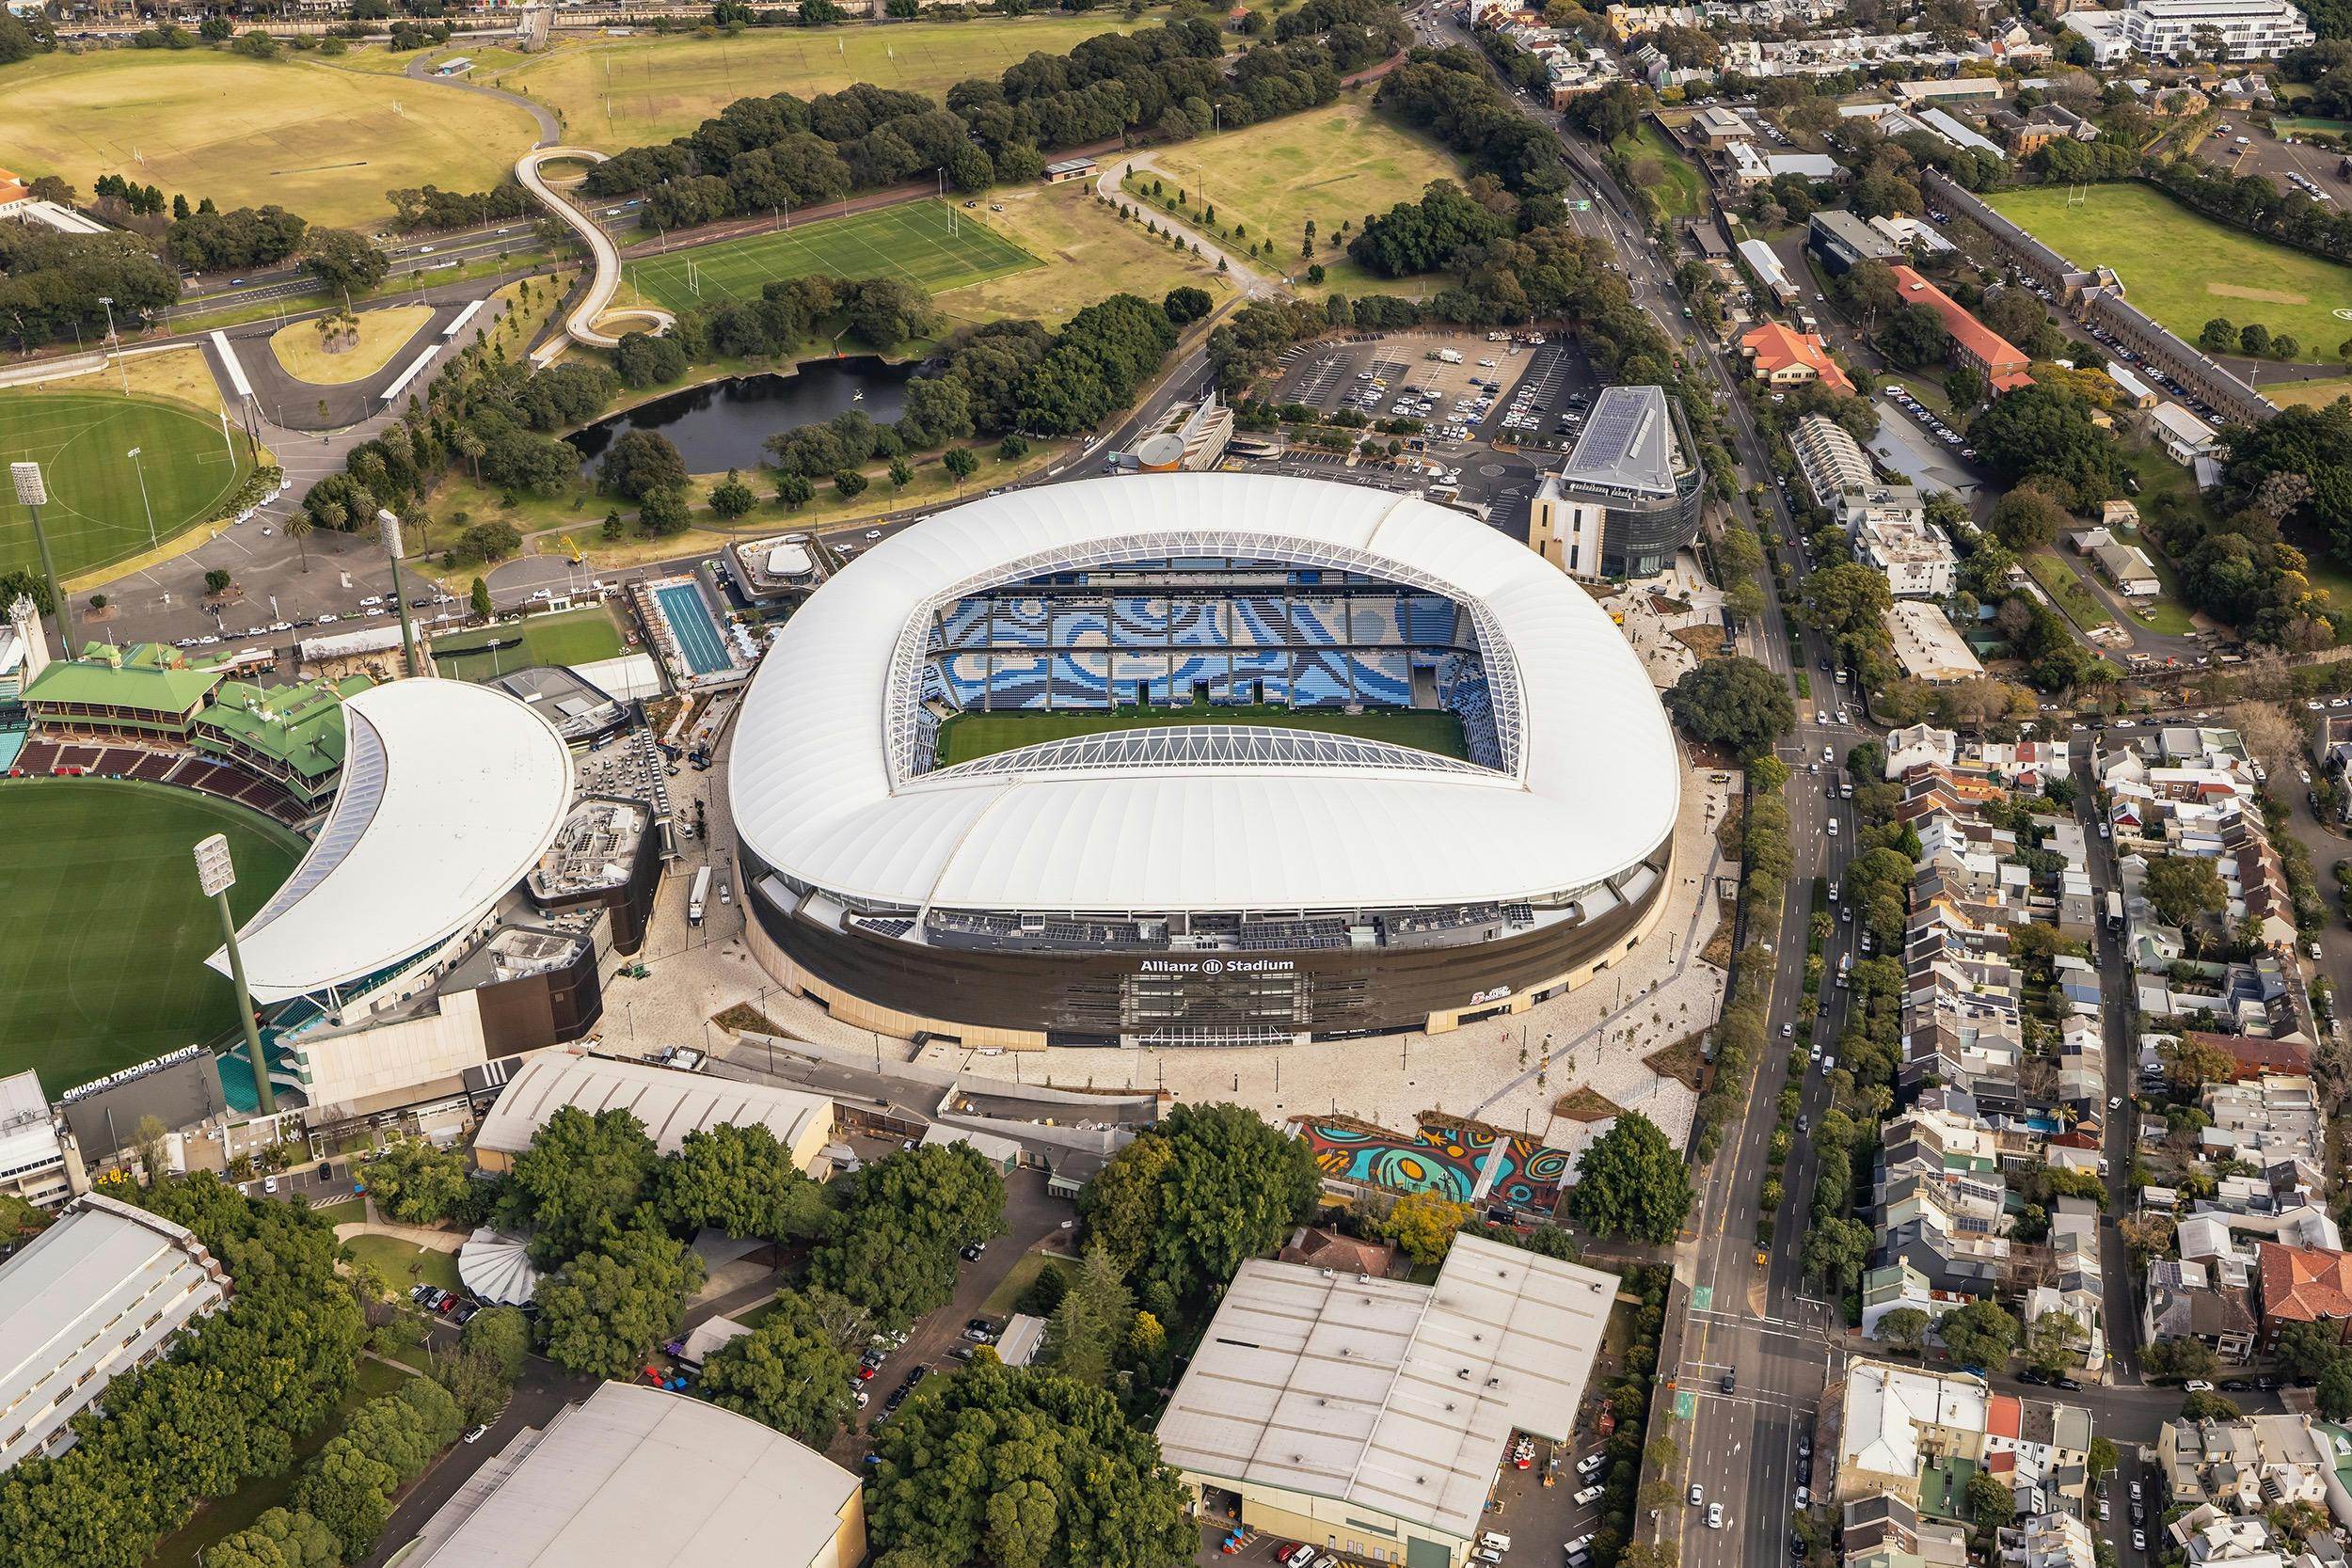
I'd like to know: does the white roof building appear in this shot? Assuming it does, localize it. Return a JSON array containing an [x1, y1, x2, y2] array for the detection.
[[471, 1053, 834, 1174], [1839, 1360, 1991, 1495], [457, 1228, 543, 1307], [1154, 1234, 1616, 1553], [0, 1194, 230, 1472], [0, 1070, 71, 1209], [209, 680, 573, 1004], [413, 1382, 865, 1568], [1885, 601, 1986, 684], [728, 475, 1679, 918]]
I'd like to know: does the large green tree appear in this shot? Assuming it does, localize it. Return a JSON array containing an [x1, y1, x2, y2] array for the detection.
[[1662, 656, 1794, 760], [534, 1224, 707, 1379], [1565, 1113, 1692, 1246], [808, 1143, 1006, 1330], [700, 1292, 858, 1446], [1077, 1102, 1319, 1305], [654, 1121, 829, 1243], [1934, 1299, 2021, 1373], [1041, 1246, 1135, 1389], [866, 1363, 1194, 1568], [359, 1133, 470, 1226], [1964, 384, 2124, 511], [1878, 1306, 1931, 1356], [458, 1306, 532, 1380], [2144, 853, 2228, 930], [502, 1104, 660, 1265], [204, 1509, 341, 1568]]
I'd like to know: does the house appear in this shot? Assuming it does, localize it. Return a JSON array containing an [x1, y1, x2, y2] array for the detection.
[[1041, 157, 1098, 183], [1740, 321, 1855, 394], [1884, 723, 1960, 779], [2124, 0, 2313, 61], [2255, 1243, 2352, 1348], [1986, 103, 2097, 154], [1739, 239, 1801, 306], [2061, 8, 2135, 61], [1809, 210, 1903, 277], [1688, 104, 1753, 150], [1278, 1226, 1399, 1277], [2091, 541, 2161, 597], [1889, 265, 2033, 392], [1790, 413, 1876, 508], [0, 168, 30, 218], [2147, 401, 2219, 467], [1847, 489, 1958, 598], [1884, 601, 1986, 684], [2144, 1258, 2259, 1364]]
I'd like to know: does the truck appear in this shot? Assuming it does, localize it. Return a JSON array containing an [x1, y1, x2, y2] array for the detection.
[[1429, 347, 1464, 364], [2105, 889, 2124, 936], [689, 865, 712, 927]]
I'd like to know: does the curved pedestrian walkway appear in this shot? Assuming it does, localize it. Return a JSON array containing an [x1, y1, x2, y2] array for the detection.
[[1095, 154, 1276, 299], [515, 146, 675, 363], [403, 42, 563, 148]]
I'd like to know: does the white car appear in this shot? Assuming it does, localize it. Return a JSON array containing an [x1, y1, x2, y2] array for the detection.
[[1689, 1485, 1703, 1506], [1573, 1484, 1603, 1505], [1706, 1504, 1723, 1530], [2185, 1380, 2216, 1393]]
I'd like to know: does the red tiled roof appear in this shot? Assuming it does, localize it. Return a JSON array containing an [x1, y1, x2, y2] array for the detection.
[[1890, 265, 2030, 379], [2260, 1242, 2352, 1324], [1986, 1394, 2022, 1439], [1278, 1227, 1397, 1276], [2186, 1031, 2312, 1079], [1740, 322, 1855, 395]]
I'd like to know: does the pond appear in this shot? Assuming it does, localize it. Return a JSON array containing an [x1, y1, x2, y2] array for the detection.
[[566, 356, 915, 476]]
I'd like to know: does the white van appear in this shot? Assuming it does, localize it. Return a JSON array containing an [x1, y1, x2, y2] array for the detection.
[[1481, 1535, 1513, 1554]]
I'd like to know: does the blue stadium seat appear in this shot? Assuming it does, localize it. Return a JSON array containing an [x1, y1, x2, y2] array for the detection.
[[1292, 652, 1351, 707], [993, 598, 1052, 648], [1288, 598, 1343, 646], [1405, 594, 1458, 646], [937, 602, 991, 650], [990, 652, 1053, 708], [1168, 600, 1224, 646], [1349, 652, 1413, 706], [1233, 597, 1288, 648], [1114, 596, 1166, 643], [1049, 653, 1110, 709], [1349, 597, 1405, 646], [941, 654, 993, 708], [1053, 606, 1111, 647]]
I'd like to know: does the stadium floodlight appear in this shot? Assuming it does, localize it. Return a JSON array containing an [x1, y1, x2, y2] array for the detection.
[[8, 461, 75, 659], [9, 462, 44, 507], [377, 509, 421, 680], [194, 834, 275, 1115]]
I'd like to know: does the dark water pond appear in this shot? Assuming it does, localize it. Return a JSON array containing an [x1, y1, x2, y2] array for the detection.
[[566, 356, 914, 474]]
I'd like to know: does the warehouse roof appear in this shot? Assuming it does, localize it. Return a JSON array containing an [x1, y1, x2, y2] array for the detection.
[[472, 1053, 831, 1162], [415, 1383, 858, 1568], [1154, 1234, 1617, 1544]]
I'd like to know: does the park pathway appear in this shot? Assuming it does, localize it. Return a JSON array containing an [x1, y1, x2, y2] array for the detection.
[[1093, 155, 1279, 300]]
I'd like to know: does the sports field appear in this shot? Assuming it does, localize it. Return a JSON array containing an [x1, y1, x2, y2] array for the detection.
[[427, 604, 624, 681], [0, 781, 303, 1093], [0, 50, 538, 230], [1120, 99, 1463, 268], [1986, 183, 2352, 362], [935, 183, 1227, 327], [500, 17, 1152, 150], [935, 704, 1469, 766], [624, 200, 1041, 319], [0, 389, 250, 580]]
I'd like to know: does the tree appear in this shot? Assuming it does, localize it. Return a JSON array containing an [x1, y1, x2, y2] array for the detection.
[[1662, 655, 1795, 759], [470, 577, 493, 620], [2320, 1362, 2352, 1422], [2025, 1308, 2086, 1375], [1879, 1306, 1931, 1356], [2145, 854, 2228, 930], [359, 1133, 469, 1225], [2162, 1034, 2238, 1094], [708, 470, 757, 520], [432, 1344, 516, 1427], [206, 1509, 341, 1568], [458, 1306, 531, 1379], [887, 457, 914, 493], [1966, 1468, 2015, 1528], [613, 331, 688, 389], [1965, 384, 2123, 511], [1385, 1191, 1473, 1264], [1077, 1102, 1320, 1305], [502, 1104, 660, 1265], [205, 567, 235, 595], [1934, 1298, 2021, 1372], [810, 1144, 1007, 1329], [653, 1121, 827, 1243], [2241, 322, 2273, 357], [1802, 1215, 1872, 1289], [2182, 1389, 2243, 1422], [866, 1362, 1194, 1568], [133, 1114, 170, 1185], [700, 1291, 858, 1445], [534, 1224, 707, 1379], [1990, 483, 2072, 551], [302, 229, 389, 295], [598, 429, 689, 502], [1566, 1112, 1691, 1245], [834, 468, 869, 500], [943, 445, 979, 492], [1877, 303, 1951, 370], [1163, 286, 1213, 325], [1042, 1245, 1135, 1388], [1805, 562, 1894, 646]]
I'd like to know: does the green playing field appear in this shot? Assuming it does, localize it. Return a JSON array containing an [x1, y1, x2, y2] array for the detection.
[[426, 605, 625, 681], [623, 199, 1041, 318], [0, 389, 249, 580], [0, 780, 303, 1093], [935, 704, 1469, 767]]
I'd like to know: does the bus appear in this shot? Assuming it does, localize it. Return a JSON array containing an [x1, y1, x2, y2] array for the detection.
[[689, 865, 712, 926]]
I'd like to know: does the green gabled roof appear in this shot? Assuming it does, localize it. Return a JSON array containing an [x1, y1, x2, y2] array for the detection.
[[197, 676, 371, 779], [24, 647, 222, 715]]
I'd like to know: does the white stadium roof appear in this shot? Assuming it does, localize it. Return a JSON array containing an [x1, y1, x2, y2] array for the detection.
[[728, 475, 1679, 915], [209, 679, 573, 1003]]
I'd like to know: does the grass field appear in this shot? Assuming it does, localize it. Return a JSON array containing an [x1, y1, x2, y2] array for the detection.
[[936, 183, 1228, 328], [0, 50, 539, 230], [2026, 548, 2115, 631], [268, 304, 435, 385], [342, 1232, 462, 1294], [1986, 183, 2352, 363], [1617, 121, 1707, 222], [2265, 373, 2352, 408], [1117, 99, 1462, 272], [2276, 117, 2352, 136], [936, 703, 1470, 766], [427, 604, 624, 680], [499, 17, 1152, 150], [0, 782, 303, 1093], [624, 200, 1041, 319], [0, 388, 251, 580]]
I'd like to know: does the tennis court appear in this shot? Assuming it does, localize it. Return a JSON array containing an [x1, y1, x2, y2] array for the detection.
[[654, 580, 731, 674], [623, 200, 1041, 318]]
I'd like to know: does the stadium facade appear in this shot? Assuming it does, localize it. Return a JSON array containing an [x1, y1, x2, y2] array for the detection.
[[728, 475, 1682, 1049]]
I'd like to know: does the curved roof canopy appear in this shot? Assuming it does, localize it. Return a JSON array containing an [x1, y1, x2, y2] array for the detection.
[[729, 475, 1680, 915], [209, 679, 572, 1002]]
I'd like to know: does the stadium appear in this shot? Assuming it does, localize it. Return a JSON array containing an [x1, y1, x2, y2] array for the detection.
[[728, 474, 1684, 1049]]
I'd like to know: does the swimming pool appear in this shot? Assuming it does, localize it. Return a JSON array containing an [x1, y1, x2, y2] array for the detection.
[[654, 581, 732, 675]]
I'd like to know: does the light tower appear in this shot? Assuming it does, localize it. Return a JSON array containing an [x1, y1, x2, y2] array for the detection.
[[10, 463, 77, 660], [195, 834, 276, 1116], [376, 509, 422, 679]]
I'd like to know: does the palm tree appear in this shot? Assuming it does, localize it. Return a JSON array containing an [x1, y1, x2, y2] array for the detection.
[[450, 425, 485, 482], [286, 512, 313, 572]]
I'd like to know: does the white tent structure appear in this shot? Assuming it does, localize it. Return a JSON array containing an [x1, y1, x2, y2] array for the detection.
[[457, 1227, 541, 1306]]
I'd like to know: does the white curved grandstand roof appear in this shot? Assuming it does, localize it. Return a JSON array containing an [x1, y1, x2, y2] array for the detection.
[[731, 476, 1679, 915], [209, 679, 573, 1002]]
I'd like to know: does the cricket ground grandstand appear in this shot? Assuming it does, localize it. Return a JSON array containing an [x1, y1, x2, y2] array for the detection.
[[728, 474, 1682, 1050]]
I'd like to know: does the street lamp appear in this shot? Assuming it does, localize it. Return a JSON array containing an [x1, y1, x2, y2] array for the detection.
[[196, 834, 276, 1116], [96, 295, 130, 397], [376, 509, 422, 680], [10, 462, 76, 658], [127, 446, 157, 549]]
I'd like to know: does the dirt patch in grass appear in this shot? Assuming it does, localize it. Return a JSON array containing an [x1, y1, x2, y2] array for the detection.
[[1672, 625, 1727, 659], [1714, 796, 1746, 861], [1699, 895, 1738, 969], [1551, 1085, 1626, 1121], [712, 1002, 787, 1036], [1645, 1031, 1708, 1090]]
